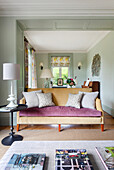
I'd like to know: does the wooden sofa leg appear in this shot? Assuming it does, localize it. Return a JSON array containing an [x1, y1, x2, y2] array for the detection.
[[58, 124, 61, 132], [17, 124, 19, 132], [101, 124, 104, 132]]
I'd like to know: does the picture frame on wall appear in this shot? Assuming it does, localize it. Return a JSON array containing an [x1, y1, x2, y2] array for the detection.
[[57, 78, 63, 86]]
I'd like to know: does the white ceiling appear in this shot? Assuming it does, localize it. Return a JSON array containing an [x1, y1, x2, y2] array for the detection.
[[0, 0, 114, 16], [25, 31, 110, 53]]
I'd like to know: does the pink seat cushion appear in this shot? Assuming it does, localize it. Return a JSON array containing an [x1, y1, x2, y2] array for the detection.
[[19, 106, 101, 117]]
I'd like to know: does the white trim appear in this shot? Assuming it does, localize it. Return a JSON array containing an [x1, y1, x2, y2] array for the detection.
[[59, 67, 62, 78], [1, 11, 114, 17], [1, 2, 114, 17], [35, 50, 87, 54]]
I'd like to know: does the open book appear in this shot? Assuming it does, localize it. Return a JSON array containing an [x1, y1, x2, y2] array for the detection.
[[55, 149, 94, 170], [96, 147, 114, 170]]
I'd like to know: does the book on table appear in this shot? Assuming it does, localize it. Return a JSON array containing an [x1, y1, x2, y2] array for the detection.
[[5, 153, 46, 170], [95, 147, 114, 170], [55, 149, 94, 170]]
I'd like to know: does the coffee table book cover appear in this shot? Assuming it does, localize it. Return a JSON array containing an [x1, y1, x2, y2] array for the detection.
[[55, 149, 94, 170], [95, 147, 114, 170], [5, 153, 46, 170]]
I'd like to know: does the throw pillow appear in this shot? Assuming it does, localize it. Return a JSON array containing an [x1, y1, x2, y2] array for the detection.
[[65, 93, 83, 108], [79, 91, 99, 109], [23, 90, 42, 108], [36, 93, 55, 108]]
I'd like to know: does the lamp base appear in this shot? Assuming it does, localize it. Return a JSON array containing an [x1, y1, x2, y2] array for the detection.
[[44, 79, 49, 88], [6, 94, 17, 108], [6, 102, 18, 108], [2, 135, 23, 146]]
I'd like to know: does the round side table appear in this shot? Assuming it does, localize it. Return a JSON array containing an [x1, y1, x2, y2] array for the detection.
[[0, 104, 27, 146]]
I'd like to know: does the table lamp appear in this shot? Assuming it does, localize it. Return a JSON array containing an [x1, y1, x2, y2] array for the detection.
[[3, 63, 20, 108], [40, 68, 53, 88]]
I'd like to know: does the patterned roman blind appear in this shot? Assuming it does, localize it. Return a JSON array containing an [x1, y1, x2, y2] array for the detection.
[[51, 56, 70, 67]]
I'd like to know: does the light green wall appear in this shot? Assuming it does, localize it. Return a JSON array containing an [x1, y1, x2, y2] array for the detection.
[[0, 17, 24, 125], [36, 52, 87, 88], [87, 31, 114, 116], [36, 53, 49, 88], [17, 23, 24, 101], [0, 17, 17, 104], [0, 17, 17, 125], [73, 53, 87, 88]]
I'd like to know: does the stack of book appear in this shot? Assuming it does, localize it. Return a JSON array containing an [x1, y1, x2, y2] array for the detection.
[[55, 149, 94, 170], [5, 153, 46, 170]]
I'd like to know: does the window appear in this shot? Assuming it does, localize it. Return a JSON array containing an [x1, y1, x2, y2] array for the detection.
[[52, 67, 69, 85], [51, 56, 71, 85]]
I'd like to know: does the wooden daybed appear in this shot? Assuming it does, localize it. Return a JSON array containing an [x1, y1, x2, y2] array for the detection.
[[17, 88, 104, 132]]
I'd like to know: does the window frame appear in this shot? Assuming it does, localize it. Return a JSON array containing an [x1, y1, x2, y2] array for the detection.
[[52, 66, 69, 85], [48, 53, 73, 80]]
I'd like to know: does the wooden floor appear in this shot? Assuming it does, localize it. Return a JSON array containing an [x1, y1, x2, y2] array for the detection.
[[0, 112, 114, 131]]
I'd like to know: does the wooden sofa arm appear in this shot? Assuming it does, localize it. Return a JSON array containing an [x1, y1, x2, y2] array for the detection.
[[96, 98, 104, 124], [19, 97, 25, 104], [96, 98, 104, 131], [96, 98, 103, 113]]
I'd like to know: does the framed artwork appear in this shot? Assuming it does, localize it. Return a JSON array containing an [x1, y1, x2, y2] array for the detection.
[[92, 54, 101, 77], [57, 78, 63, 86]]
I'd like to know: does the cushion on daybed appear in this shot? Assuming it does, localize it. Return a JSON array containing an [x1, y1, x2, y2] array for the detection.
[[23, 90, 42, 108], [19, 106, 101, 117], [65, 93, 83, 108], [36, 92, 55, 108], [79, 91, 99, 109]]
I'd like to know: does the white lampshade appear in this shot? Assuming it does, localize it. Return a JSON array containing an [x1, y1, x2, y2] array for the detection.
[[40, 68, 53, 78], [78, 62, 82, 67], [39, 62, 43, 67], [3, 63, 20, 80]]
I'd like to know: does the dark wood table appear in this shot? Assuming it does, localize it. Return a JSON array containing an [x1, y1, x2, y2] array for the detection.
[[0, 104, 27, 146]]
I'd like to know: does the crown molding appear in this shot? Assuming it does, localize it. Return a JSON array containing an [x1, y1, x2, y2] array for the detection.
[[1, 2, 114, 17], [35, 50, 87, 54], [1, 10, 114, 17]]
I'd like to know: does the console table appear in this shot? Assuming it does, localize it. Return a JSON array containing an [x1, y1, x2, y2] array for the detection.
[[0, 104, 27, 146]]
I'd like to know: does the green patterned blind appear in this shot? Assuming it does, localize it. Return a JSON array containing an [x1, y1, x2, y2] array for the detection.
[[51, 56, 70, 67]]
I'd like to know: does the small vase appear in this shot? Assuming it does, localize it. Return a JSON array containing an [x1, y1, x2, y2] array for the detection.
[[70, 86, 72, 88], [67, 85, 70, 88]]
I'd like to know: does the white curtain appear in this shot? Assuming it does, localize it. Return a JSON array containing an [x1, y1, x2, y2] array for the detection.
[[31, 49, 37, 88]]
